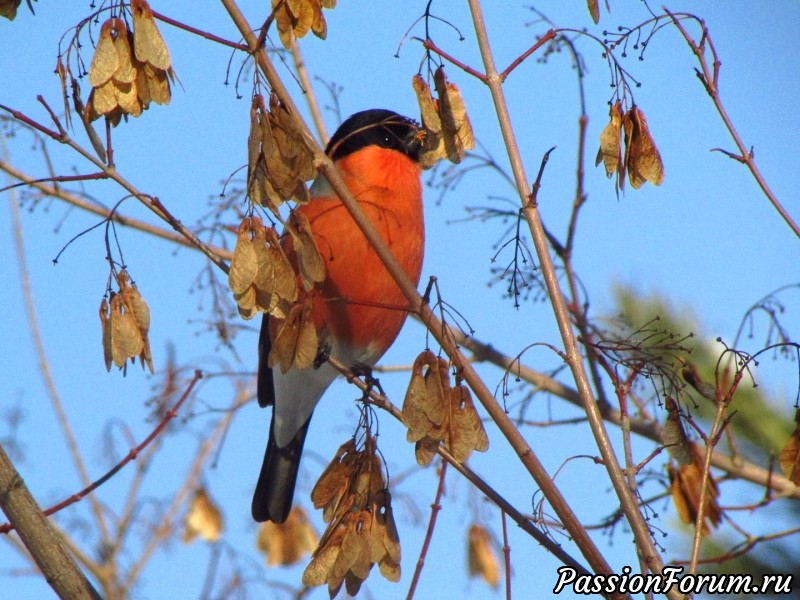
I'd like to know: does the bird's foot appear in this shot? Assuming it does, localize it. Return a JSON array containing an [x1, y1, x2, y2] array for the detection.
[[351, 362, 385, 398], [313, 341, 331, 369]]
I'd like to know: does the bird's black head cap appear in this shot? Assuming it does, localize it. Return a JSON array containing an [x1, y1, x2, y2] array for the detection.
[[325, 109, 421, 163]]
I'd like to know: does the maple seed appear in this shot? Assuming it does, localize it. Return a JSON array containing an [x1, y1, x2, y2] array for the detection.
[[268, 297, 318, 374], [434, 66, 475, 164], [0, 0, 22, 20], [662, 398, 692, 466], [779, 409, 800, 485], [622, 106, 665, 189], [287, 211, 326, 291], [88, 20, 120, 88], [131, 0, 171, 70], [668, 443, 722, 535], [468, 524, 500, 588], [596, 101, 623, 180], [586, 0, 600, 24], [257, 506, 318, 566], [183, 488, 224, 543]]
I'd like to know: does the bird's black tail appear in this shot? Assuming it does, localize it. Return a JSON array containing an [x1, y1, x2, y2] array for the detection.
[[251, 411, 311, 523]]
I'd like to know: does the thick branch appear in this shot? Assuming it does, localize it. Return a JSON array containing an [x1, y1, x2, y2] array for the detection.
[[0, 443, 102, 600]]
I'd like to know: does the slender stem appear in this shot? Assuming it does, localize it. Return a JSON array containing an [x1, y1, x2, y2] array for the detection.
[[501, 511, 511, 600], [665, 9, 799, 239], [405, 462, 448, 600], [289, 36, 329, 144], [465, 0, 676, 591]]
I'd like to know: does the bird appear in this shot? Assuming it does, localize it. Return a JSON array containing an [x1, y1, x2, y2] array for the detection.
[[252, 109, 425, 523]]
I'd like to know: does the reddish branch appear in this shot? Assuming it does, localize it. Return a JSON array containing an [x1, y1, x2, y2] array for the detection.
[[0, 370, 202, 535], [405, 462, 448, 600]]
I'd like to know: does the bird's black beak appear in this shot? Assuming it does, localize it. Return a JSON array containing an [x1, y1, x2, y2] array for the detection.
[[404, 125, 424, 162]]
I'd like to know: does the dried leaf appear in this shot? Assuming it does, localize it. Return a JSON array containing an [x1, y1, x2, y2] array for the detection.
[[467, 524, 500, 588], [257, 506, 318, 566], [183, 488, 224, 543], [131, 0, 171, 70], [779, 409, 800, 484], [89, 20, 120, 88], [268, 298, 318, 373]]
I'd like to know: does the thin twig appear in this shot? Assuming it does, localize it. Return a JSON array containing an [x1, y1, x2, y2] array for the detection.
[[664, 8, 800, 239], [405, 461, 448, 600]]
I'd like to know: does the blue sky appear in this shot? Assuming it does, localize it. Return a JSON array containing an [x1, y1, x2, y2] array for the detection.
[[2, 2, 799, 599]]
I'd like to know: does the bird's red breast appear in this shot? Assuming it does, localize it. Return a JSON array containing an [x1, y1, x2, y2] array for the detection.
[[277, 143, 424, 362]]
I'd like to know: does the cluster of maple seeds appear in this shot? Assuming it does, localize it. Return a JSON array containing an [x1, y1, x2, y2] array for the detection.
[[402, 350, 489, 466], [302, 437, 401, 596], [596, 102, 665, 190], [272, 0, 336, 49], [247, 94, 317, 213], [412, 67, 476, 168], [228, 216, 297, 320], [228, 213, 326, 373], [85, 0, 174, 125], [99, 269, 153, 375]]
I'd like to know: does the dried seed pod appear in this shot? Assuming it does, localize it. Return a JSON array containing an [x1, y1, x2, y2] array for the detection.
[[183, 487, 224, 543]]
